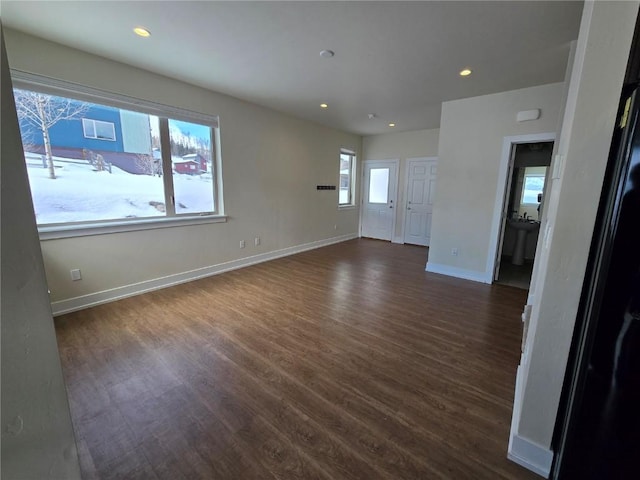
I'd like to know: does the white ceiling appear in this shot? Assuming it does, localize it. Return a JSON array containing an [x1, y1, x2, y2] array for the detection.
[[1, 1, 583, 136]]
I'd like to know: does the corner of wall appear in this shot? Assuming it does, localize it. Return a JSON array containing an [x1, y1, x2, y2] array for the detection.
[[510, 0, 639, 466]]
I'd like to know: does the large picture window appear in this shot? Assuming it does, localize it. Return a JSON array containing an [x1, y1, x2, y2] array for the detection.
[[13, 80, 222, 237]]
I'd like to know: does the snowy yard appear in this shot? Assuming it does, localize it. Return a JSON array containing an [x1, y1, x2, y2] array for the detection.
[[25, 153, 215, 225]]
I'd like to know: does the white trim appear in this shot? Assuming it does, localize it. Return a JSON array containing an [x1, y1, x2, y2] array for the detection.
[[392, 235, 404, 244], [508, 433, 553, 478], [486, 133, 556, 282], [39, 215, 228, 240], [425, 261, 491, 284], [507, 360, 553, 478], [50, 233, 358, 316], [400, 156, 438, 246]]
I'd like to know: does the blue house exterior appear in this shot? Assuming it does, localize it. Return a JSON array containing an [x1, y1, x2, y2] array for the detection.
[[21, 103, 125, 153], [19, 94, 154, 174]]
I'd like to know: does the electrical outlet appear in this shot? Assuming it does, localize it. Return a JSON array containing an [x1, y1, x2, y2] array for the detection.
[[451, 248, 459, 256], [255, 236, 260, 246], [70, 269, 82, 281], [239, 240, 245, 249]]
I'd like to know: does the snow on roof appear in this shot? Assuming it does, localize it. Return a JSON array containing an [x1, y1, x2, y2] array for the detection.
[[172, 158, 199, 164]]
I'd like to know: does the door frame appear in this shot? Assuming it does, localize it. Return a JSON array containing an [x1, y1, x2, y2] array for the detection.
[[400, 156, 438, 245], [486, 132, 556, 282], [359, 159, 400, 240]]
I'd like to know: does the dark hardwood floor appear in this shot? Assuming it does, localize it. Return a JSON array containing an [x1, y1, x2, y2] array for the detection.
[[55, 238, 539, 479]]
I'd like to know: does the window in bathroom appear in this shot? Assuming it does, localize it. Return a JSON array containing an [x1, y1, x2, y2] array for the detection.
[[521, 166, 546, 206]]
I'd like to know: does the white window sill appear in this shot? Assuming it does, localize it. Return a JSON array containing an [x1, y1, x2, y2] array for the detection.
[[39, 215, 227, 240], [338, 205, 357, 210]]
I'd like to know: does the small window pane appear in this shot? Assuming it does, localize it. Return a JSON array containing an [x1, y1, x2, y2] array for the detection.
[[169, 119, 215, 214], [369, 167, 389, 203], [339, 153, 353, 205], [95, 120, 115, 140], [82, 118, 96, 138]]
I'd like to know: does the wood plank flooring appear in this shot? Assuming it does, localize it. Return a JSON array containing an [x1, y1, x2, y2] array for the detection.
[[55, 238, 539, 479]]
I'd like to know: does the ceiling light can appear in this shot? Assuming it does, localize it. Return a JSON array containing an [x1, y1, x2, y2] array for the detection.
[[319, 50, 335, 58], [133, 26, 151, 37]]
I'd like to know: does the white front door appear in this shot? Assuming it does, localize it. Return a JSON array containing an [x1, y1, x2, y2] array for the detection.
[[361, 160, 398, 241], [403, 158, 437, 246]]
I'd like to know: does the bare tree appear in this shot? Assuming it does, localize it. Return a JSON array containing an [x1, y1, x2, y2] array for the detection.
[[135, 153, 156, 176], [14, 89, 89, 179]]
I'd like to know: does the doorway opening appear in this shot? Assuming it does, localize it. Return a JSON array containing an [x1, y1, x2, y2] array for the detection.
[[494, 141, 554, 289]]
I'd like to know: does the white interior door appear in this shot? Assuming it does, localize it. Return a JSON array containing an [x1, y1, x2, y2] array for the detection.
[[403, 158, 437, 246], [361, 160, 398, 241]]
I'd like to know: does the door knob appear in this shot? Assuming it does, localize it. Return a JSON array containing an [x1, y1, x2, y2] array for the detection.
[[389, 205, 393, 209], [407, 207, 411, 210]]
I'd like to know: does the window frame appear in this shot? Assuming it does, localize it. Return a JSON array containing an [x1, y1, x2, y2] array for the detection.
[[82, 118, 116, 141], [338, 148, 356, 207], [12, 70, 226, 240]]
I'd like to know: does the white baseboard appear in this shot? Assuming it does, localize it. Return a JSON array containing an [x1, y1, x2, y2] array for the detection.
[[508, 358, 551, 477], [508, 433, 553, 478], [51, 233, 358, 316], [425, 262, 492, 284], [392, 236, 405, 244]]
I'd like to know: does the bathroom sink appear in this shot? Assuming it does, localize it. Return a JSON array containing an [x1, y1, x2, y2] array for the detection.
[[507, 220, 540, 265], [508, 219, 540, 232]]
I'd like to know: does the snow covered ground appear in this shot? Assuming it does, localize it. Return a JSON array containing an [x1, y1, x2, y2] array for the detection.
[[25, 153, 215, 225]]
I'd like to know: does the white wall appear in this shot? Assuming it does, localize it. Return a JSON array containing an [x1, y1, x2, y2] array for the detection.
[[363, 128, 439, 240], [511, 0, 638, 466], [4, 29, 361, 311], [427, 83, 564, 281], [1, 26, 81, 479]]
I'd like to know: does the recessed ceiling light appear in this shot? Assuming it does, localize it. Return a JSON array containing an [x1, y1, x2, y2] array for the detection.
[[389, 123, 396, 127], [320, 103, 328, 109], [319, 49, 335, 58], [133, 27, 151, 38], [459, 68, 472, 77], [368, 114, 376, 119]]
